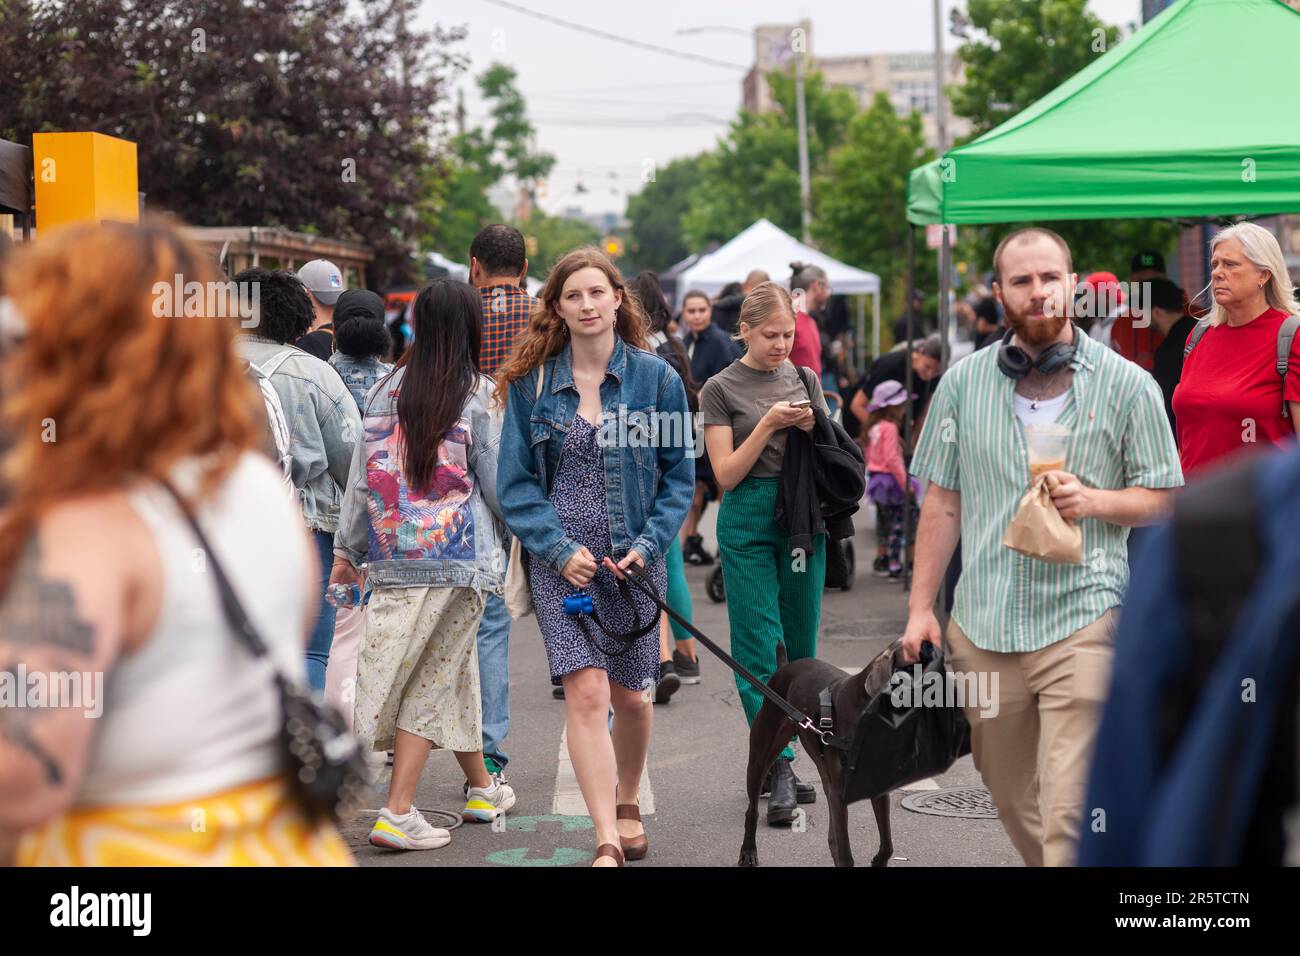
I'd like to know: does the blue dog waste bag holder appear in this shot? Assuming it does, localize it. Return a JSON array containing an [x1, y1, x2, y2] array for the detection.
[[841, 640, 972, 804], [564, 593, 594, 615]]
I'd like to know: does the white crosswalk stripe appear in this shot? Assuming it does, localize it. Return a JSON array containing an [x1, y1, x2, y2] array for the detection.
[[552, 721, 655, 816]]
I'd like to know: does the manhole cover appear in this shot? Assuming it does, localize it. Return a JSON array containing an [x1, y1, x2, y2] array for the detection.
[[901, 787, 998, 819]]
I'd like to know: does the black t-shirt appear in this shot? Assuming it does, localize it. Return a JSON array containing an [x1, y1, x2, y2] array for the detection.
[[1151, 315, 1196, 436], [863, 349, 939, 420], [296, 324, 334, 361]]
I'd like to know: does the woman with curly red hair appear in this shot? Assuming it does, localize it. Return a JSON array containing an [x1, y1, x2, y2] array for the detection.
[[0, 219, 352, 866]]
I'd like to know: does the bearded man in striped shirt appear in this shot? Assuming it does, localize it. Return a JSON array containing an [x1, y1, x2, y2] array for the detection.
[[902, 227, 1183, 866]]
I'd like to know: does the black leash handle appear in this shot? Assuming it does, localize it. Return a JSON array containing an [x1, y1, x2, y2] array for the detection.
[[621, 563, 851, 751], [575, 576, 661, 657]]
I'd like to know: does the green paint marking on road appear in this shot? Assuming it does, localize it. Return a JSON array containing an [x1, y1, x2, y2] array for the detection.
[[485, 847, 591, 867], [504, 814, 593, 833]]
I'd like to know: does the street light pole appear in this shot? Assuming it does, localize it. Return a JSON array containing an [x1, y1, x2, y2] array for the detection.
[[795, 48, 812, 244]]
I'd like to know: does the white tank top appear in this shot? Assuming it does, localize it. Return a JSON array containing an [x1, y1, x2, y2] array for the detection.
[[78, 452, 312, 807]]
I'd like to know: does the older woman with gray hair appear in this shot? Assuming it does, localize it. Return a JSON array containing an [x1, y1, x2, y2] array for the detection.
[[1173, 222, 1300, 477]]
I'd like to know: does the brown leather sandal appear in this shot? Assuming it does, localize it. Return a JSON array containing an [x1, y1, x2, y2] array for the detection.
[[616, 804, 648, 861], [593, 843, 624, 867]]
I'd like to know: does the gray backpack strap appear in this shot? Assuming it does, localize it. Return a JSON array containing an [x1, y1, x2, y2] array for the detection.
[[1276, 314, 1300, 417], [1183, 319, 1211, 359]]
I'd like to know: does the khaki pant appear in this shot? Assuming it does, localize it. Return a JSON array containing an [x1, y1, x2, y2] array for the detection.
[[946, 610, 1116, 867]]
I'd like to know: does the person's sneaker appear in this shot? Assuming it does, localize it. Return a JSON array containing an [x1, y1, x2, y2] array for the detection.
[[463, 758, 509, 797], [368, 807, 451, 850], [552, 684, 566, 700], [683, 535, 714, 566], [888, 562, 903, 580], [672, 649, 701, 685], [873, 555, 890, 577], [654, 661, 681, 704], [463, 780, 517, 823]]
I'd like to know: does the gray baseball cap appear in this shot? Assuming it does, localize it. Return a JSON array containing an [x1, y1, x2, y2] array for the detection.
[[298, 259, 344, 306]]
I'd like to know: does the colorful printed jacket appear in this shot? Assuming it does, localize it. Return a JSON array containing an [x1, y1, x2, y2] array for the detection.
[[333, 368, 506, 592]]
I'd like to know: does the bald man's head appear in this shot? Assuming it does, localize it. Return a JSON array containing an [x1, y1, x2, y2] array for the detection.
[[743, 270, 770, 293]]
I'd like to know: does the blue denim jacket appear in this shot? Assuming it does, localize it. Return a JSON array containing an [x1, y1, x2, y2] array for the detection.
[[329, 353, 394, 414], [497, 335, 696, 575]]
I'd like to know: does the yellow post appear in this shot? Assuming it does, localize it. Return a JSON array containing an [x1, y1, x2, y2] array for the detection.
[[31, 132, 139, 233]]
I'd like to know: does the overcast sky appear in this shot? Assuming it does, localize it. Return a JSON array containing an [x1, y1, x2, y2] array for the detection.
[[416, 0, 1144, 218]]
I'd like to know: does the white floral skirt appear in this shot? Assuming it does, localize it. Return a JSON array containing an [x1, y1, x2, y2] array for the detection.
[[354, 586, 485, 754]]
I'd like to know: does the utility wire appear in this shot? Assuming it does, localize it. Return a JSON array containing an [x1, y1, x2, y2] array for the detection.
[[479, 0, 749, 71]]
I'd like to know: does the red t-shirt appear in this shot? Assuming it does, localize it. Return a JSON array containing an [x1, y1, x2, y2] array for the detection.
[[1109, 313, 1164, 370], [789, 310, 822, 375], [1172, 307, 1300, 476]]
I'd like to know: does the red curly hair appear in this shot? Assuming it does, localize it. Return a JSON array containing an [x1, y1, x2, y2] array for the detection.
[[0, 218, 263, 590]]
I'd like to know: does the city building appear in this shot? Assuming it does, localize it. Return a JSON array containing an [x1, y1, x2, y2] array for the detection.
[[741, 21, 970, 149]]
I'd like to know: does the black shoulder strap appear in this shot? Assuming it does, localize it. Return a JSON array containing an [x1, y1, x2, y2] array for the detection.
[[1276, 314, 1300, 417], [796, 364, 817, 402], [1183, 319, 1211, 359], [1166, 456, 1263, 756]]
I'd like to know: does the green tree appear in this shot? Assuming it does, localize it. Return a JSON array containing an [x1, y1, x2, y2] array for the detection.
[[519, 212, 600, 276], [625, 155, 706, 273], [950, 0, 1176, 277], [0, 0, 462, 289], [679, 68, 857, 250], [816, 93, 934, 318], [427, 63, 555, 262]]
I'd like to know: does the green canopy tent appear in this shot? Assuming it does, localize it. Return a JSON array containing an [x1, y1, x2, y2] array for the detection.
[[897, 0, 1300, 592], [908, 0, 1300, 226]]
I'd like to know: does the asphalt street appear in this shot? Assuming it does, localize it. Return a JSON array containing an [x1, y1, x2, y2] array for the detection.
[[344, 509, 1020, 868]]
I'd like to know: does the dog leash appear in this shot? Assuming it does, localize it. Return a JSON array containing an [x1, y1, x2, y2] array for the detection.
[[620, 563, 853, 752], [564, 579, 661, 657]]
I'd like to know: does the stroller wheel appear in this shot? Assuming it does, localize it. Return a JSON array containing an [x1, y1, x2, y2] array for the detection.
[[706, 566, 726, 603]]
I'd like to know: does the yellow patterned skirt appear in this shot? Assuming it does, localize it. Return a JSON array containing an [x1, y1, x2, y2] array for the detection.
[[17, 776, 355, 867]]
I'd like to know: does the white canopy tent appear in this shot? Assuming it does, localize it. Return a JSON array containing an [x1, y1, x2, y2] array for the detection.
[[675, 219, 883, 366]]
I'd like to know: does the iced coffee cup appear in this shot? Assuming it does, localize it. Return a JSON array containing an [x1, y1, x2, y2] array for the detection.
[[1024, 424, 1070, 480]]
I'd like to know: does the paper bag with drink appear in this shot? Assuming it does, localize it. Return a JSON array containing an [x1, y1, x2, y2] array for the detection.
[[1002, 424, 1082, 564]]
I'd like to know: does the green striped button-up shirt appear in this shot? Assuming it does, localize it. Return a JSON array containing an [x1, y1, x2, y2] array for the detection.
[[911, 328, 1183, 653]]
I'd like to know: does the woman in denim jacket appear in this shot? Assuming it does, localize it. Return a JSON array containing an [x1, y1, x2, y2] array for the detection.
[[496, 248, 694, 866], [331, 279, 514, 852]]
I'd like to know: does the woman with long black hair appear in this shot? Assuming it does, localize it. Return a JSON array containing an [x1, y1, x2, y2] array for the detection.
[[332, 278, 512, 852]]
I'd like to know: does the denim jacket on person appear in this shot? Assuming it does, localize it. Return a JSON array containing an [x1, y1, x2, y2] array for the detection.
[[497, 334, 696, 576], [236, 335, 362, 533], [334, 368, 506, 593], [329, 352, 394, 414]]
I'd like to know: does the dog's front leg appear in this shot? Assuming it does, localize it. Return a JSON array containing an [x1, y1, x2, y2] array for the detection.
[[868, 794, 893, 867]]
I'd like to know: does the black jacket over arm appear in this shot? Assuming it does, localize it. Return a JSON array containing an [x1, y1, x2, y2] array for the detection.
[[776, 370, 867, 555]]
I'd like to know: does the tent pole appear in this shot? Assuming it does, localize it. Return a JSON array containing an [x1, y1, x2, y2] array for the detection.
[[939, 224, 952, 368], [902, 224, 916, 591], [872, 288, 880, 363]]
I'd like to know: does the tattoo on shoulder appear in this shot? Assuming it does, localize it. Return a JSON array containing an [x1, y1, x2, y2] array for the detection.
[[0, 537, 95, 655]]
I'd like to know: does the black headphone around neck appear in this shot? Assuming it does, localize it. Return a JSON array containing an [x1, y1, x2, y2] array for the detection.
[[996, 324, 1079, 380]]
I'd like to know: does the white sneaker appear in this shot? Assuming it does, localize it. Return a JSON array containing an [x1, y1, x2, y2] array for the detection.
[[368, 807, 451, 850], [463, 780, 517, 822]]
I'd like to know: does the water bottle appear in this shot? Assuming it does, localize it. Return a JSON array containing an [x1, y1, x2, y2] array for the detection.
[[325, 583, 369, 608]]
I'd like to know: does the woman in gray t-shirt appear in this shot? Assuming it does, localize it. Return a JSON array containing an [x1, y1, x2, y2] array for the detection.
[[697, 281, 828, 822]]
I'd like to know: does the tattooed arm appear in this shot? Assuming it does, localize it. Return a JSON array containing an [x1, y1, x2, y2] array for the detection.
[[0, 499, 144, 830]]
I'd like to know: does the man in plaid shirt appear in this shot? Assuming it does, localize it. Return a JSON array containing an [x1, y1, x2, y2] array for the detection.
[[471, 224, 534, 377], [466, 224, 534, 795]]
